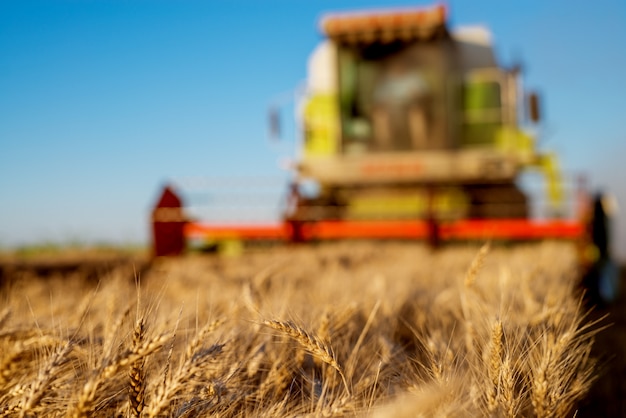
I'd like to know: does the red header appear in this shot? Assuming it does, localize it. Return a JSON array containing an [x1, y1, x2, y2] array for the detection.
[[185, 218, 584, 242]]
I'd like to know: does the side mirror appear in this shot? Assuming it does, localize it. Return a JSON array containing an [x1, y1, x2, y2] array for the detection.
[[528, 92, 541, 123], [268, 107, 281, 141]]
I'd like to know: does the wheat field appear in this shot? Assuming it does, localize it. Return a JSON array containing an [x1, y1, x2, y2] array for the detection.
[[0, 241, 600, 417]]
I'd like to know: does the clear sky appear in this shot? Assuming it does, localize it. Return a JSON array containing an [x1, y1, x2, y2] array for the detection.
[[1, 1, 625, 258]]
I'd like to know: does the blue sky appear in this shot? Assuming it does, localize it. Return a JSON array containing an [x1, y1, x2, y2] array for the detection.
[[1, 1, 625, 257]]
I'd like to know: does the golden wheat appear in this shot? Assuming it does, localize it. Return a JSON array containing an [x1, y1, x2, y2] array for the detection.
[[0, 241, 602, 417]]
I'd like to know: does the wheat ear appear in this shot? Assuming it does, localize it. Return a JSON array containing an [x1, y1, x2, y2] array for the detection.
[[498, 355, 519, 417], [262, 319, 350, 395], [486, 319, 503, 413], [464, 242, 490, 288], [128, 318, 145, 418], [146, 319, 224, 418], [19, 341, 72, 417], [69, 333, 168, 418], [0, 343, 28, 390], [0, 308, 10, 330]]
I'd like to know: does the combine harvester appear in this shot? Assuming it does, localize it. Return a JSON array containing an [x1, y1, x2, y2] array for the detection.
[[151, 4, 616, 301]]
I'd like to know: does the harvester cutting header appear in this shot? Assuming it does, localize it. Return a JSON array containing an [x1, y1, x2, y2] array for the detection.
[[152, 3, 611, 286]]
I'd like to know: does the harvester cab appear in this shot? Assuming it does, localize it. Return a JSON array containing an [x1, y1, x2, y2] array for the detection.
[[292, 4, 560, 224]]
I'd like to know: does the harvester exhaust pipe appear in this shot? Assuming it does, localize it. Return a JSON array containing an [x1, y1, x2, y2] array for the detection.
[[268, 107, 281, 141]]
